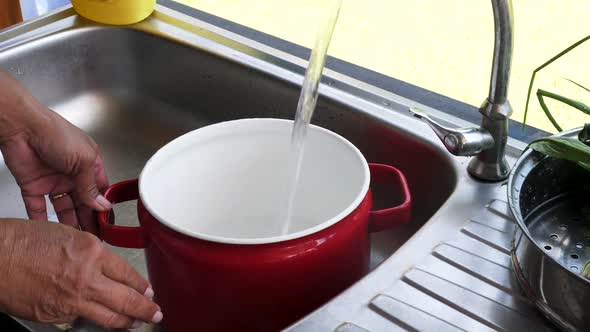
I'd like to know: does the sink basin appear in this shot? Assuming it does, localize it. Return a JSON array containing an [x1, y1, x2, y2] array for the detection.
[[0, 5, 478, 332], [0, 10, 456, 263]]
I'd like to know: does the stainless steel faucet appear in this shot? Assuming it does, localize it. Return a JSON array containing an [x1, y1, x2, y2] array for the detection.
[[410, 0, 514, 182]]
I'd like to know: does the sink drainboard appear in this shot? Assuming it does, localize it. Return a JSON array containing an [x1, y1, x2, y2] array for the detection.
[[294, 198, 558, 332]]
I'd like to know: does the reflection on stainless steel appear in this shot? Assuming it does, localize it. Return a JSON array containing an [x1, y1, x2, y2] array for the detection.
[[289, 198, 557, 332], [0, 2, 556, 332], [510, 128, 590, 332], [409, 107, 494, 156], [416, 0, 514, 182], [50, 93, 112, 132], [1, 4, 456, 331]]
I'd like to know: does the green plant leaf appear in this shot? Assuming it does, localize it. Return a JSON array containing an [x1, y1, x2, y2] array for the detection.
[[528, 136, 590, 171], [523, 35, 590, 131], [584, 260, 590, 279], [566, 78, 590, 94], [535, 90, 590, 132], [536, 90, 563, 132], [538, 89, 590, 117]]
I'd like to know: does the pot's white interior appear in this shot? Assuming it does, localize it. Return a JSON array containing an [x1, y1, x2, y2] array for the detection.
[[139, 118, 369, 244]]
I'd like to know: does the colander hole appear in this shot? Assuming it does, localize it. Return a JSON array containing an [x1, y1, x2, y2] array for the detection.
[[544, 245, 552, 250], [550, 234, 559, 239], [571, 266, 579, 271], [560, 225, 568, 230], [572, 254, 579, 259], [577, 243, 584, 249]]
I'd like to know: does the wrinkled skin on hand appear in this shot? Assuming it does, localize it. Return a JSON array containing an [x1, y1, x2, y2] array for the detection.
[[0, 71, 111, 233], [0, 219, 161, 328], [0, 70, 163, 328]]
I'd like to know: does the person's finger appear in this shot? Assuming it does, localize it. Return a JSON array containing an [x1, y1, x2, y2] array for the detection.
[[94, 154, 109, 192], [77, 300, 137, 329], [73, 159, 111, 212], [90, 275, 161, 324], [75, 203, 98, 235], [50, 193, 79, 228], [101, 251, 151, 296], [21, 193, 48, 221]]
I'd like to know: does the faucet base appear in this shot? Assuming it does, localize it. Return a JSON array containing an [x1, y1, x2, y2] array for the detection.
[[467, 156, 510, 182], [466, 100, 512, 182]]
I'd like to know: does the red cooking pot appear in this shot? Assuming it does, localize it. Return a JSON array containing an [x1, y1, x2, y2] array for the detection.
[[97, 118, 411, 332]]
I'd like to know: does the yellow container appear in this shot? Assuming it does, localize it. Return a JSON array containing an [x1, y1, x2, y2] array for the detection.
[[71, 0, 156, 25]]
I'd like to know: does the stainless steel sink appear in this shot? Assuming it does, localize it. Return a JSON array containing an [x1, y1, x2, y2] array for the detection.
[[0, 7, 455, 276], [0, 4, 555, 332]]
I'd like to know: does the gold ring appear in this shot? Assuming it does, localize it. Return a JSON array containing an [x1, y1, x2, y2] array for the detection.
[[51, 193, 70, 200]]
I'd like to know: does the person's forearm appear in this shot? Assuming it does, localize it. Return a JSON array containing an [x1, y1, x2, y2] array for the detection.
[[0, 70, 50, 142]]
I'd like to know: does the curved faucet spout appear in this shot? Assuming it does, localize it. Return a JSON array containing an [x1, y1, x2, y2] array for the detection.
[[488, 0, 514, 106], [412, 0, 514, 182]]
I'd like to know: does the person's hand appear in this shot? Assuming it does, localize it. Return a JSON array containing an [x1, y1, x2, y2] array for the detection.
[[0, 218, 162, 329], [0, 70, 110, 233]]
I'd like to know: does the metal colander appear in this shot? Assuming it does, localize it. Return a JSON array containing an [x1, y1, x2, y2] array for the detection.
[[526, 193, 590, 276], [510, 127, 590, 332]]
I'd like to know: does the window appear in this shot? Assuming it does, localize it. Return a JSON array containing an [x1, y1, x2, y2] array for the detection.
[[174, 0, 590, 136]]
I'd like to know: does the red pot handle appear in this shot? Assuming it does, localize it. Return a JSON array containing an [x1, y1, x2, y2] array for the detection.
[[368, 163, 412, 232], [97, 179, 148, 249]]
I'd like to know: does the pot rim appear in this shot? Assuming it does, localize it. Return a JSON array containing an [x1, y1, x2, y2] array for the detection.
[[508, 126, 590, 285], [137, 118, 371, 245]]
